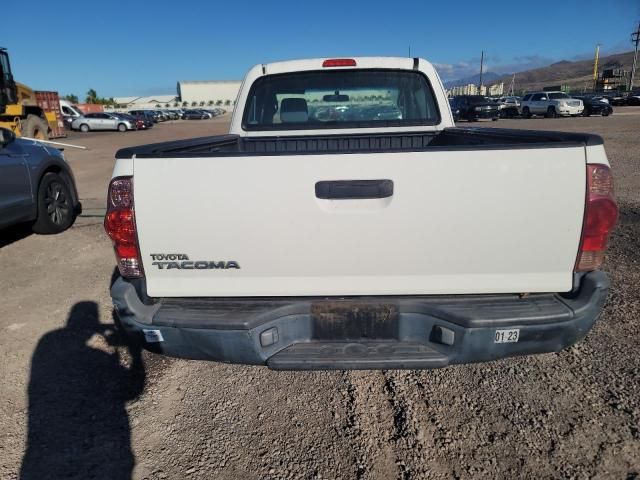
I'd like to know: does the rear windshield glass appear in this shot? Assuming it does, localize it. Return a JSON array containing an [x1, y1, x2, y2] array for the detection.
[[242, 69, 440, 130], [548, 92, 570, 99]]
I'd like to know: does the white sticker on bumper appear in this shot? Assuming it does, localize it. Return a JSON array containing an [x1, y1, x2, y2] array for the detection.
[[494, 329, 520, 343], [143, 329, 164, 343]]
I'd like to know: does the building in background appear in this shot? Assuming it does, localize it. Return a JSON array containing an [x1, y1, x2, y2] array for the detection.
[[596, 68, 629, 91], [109, 81, 241, 112], [487, 82, 504, 96], [447, 82, 503, 97], [177, 80, 242, 107], [112, 95, 179, 110]]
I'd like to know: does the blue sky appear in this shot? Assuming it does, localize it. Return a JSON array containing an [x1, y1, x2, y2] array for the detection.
[[4, 0, 639, 99]]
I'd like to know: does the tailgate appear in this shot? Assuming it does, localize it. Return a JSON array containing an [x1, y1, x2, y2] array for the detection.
[[134, 147, 586, 297]]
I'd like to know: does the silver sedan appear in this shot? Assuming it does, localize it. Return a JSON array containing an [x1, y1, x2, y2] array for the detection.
[[71, 112, 135, 132]]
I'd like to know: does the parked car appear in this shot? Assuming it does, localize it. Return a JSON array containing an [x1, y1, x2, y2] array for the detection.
[[71, 112, 135, 132], [520, 92, 583, 118], [127, 111, 155, 127], [195, 109, 214, 119], [182, 109, 208, 120], [625, 91, 640, 106], [449, 98, 460, 121], [449, 95, 499, 121], [602, 92, 627, 106], [149, 110, 166, 121], [573, 96, 613, 116], [162, 110, 180, 120], [0, 128, 80, 233], [113, 113, 147, 129], [129, 110, 162, 123], [496, 96, 520, 118], [107, 56, 616, 370]]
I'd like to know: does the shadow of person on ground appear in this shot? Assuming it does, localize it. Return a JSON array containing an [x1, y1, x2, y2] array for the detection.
[[21, 301, 145, 480]]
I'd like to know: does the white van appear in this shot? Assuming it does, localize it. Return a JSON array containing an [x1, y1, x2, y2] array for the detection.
[[59, 100, 85, 128]]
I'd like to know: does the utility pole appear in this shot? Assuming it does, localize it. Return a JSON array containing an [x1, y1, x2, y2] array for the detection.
[[593, 44, 600, 92], [508, 73, 515, 96], [478, 50, 484, 95], [630, 22, 640, 91]]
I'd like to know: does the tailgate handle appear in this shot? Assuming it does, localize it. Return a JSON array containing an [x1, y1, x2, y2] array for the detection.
[[315, 180, 394, 200]]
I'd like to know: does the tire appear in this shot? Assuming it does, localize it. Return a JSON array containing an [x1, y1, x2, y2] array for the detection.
[[582, 108, 590, 117], [79, 123, 90, 133], [602, 109, 611, 117], [21, 114, 49, 140], [546, 106, 558, 118], [522, 107, 531, 118], [117, 123, 127, 132], [491, 116, 499, 121], [32, 173, 76, 234]]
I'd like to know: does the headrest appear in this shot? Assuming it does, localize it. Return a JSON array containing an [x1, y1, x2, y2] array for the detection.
[[280, 98, 308, 123]]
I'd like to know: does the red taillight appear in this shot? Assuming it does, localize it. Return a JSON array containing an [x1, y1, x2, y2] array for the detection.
[[104, 176, 143, 278], [575, 164, 618, 271], [322, 58, 357, 67]]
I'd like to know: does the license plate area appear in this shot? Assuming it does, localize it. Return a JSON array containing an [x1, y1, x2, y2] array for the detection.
[[311, 302, 399, 340]]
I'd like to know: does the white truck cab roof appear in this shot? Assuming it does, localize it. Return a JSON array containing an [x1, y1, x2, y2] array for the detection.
[[229, 56, 454, 136]]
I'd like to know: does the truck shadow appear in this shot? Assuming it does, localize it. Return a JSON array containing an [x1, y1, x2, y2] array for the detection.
[[20, 301, 145, 480], [0, 223, 33, 248]]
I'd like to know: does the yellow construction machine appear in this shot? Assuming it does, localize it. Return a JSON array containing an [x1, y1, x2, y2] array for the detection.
[[0, 47, 58, 140]]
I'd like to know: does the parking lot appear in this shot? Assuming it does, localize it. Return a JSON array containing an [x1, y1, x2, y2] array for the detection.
[[1, 109, 639, 479]]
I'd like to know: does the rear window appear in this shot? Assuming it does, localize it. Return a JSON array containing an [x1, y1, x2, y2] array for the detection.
[[242, 69, 440, 130]]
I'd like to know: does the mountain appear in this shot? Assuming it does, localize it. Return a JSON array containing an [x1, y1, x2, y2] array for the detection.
[[494, 51, 635, 93], [444, 72, 501, 88], [443, 51, 636, 93]]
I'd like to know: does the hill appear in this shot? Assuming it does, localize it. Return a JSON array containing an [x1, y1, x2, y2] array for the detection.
[[444, 72, 501, 88], [496, 51, 635, 93]]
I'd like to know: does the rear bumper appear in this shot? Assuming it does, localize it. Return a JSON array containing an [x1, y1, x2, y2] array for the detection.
[[111, 271, 609, 370], [471, 110, 499, 119], [558, 105, 584, 116]]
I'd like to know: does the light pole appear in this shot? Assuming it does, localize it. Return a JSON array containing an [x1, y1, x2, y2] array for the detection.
[[630, 23, 640, 91], [478, 50, 484, 95], [593, 44, 600, 92]]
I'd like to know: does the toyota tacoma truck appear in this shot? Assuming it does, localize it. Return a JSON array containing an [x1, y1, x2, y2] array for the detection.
[[106, 57, 617, 370]]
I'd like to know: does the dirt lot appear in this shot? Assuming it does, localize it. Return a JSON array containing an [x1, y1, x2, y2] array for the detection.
[[1, 111, 639, 480]]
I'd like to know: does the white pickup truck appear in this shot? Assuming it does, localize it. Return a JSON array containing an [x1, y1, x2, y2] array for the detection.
[[106, 57, 617, 370]]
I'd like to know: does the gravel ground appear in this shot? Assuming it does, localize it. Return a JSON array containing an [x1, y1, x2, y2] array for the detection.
[[0, 110, 639, 480]]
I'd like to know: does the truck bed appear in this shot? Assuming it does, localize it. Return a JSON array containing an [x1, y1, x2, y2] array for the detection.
[[115, 127, 602, 159]]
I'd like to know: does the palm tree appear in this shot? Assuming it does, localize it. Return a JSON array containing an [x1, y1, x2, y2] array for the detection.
[[224, 99, 231, 106], [182, 101, 188, 107], [165, 103, 170, 108], [191, 101, 197, 107], [85, 89, 98, 104], [174, 102, 180, 107], [199, 101, 205, 107], [207, 100, 214, 106], [64, 94, 79, 103], [216, 100, 223, 106]]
